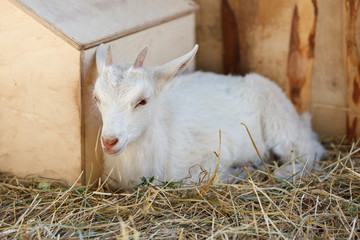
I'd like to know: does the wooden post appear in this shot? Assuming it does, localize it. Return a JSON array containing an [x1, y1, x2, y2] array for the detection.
[[286, 0, 318, 113], [221, 0, 240, 75], [345, 0, 360, 140]]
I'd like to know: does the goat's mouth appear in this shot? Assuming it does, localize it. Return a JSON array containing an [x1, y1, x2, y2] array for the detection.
[[103, 148, 122, 155]]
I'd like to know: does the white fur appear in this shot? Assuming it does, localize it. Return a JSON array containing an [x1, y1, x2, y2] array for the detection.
[[94, 44, 325, 188]]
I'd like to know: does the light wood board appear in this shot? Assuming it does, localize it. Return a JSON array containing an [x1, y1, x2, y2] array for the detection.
[[0, 0, 82, 183], [11, 0, 197, 50], [311, 0, 348, 136]]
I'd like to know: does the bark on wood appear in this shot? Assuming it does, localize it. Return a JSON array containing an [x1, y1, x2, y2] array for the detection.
[[345, 0, 360, 140], [224, 0, 296, 89], [286, 0, 318, 113], [221, 0, 239, 74]]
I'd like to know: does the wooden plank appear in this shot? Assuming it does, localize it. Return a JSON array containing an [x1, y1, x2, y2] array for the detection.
[[12, 0, 197, 50], [221, 0, 239, 74], [345, 0, 360, 139], [220, 0, 360, 137], [311, 0, 347, 136], [286, 0, 318, 113], [0, 0, 82, 183], [82, 14, 196, 184], [225, 0, 295, 89], [194, 0, 224, 73]]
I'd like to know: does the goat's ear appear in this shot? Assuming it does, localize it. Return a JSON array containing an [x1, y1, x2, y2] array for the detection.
[[155, 44, 198, 81], [96, 44, 113, 73]]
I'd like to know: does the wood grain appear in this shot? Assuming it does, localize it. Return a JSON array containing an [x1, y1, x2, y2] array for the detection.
[[225, 0, 295, 89], [222, 0, 353, 136], [311, 0, 347, 136], [221, 0, 239, 74], [194, 0, 224, 73], [0, 0, 82, 184], [286, 0, 318, 113], [11, 0, 197, 50], [345, 0, 360, 139]]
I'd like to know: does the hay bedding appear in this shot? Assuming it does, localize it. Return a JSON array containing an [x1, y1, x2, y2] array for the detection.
[[0, 138, 359, 239]]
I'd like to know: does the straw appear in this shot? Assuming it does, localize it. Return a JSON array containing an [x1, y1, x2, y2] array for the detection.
[[0, 136, 359, 239]]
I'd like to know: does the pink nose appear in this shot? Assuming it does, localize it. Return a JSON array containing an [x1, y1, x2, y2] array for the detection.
[[102, 137, 118, 150]]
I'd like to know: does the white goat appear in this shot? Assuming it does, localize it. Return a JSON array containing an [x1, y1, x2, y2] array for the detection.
[[94, 44, 325, 188]]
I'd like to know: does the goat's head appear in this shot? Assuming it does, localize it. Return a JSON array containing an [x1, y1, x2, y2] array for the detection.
[[94, 44, 198, 155]]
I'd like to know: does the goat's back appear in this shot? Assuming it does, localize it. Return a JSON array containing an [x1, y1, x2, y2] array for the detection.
[[153, 72, 271, 180]]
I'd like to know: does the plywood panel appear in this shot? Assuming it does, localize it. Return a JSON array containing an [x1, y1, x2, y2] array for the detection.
[[0, 0, 82, 183], [12, 0, 197, 49], [82, 14, 196, 183]]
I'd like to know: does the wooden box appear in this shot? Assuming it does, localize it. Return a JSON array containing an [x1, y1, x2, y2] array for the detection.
[[0, 0, 197, 184]]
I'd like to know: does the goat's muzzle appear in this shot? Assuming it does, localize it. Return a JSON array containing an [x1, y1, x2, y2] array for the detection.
[[102, 137, 119, 151]]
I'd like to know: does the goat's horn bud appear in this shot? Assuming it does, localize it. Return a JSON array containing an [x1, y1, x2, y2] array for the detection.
[[133, 47, 148, 68], [106, 46, 113, 66]]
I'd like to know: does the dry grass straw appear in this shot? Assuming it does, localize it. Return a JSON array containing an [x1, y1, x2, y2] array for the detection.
[[1, 137, 360, 239]]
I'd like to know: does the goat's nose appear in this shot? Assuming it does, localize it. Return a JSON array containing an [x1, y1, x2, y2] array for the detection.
[[102, 137, 119, 150]]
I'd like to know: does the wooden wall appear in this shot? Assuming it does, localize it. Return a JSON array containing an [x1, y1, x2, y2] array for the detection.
[[195, 0, 360, 138], [194, 0, 223, 73], [0, 0, 82, 183]]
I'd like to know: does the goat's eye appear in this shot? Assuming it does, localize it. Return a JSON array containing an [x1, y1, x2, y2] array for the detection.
[[135, 99, 147, 108], [94, 95, 100, 104]]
